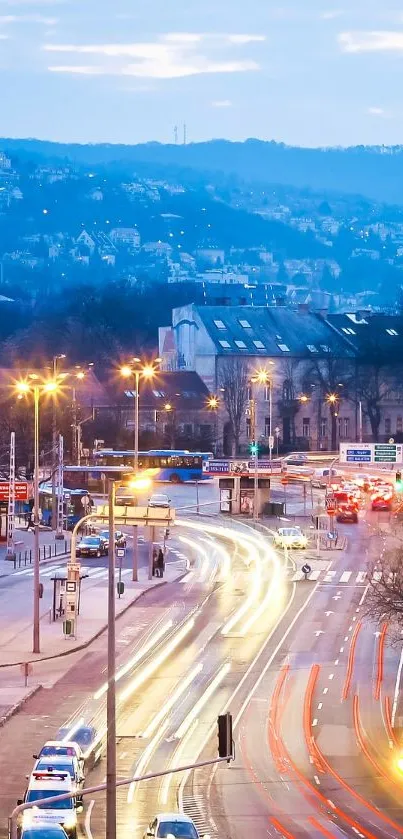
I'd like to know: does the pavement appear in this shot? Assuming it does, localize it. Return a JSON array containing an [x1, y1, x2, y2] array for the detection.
[[0, 525, 71, 578]]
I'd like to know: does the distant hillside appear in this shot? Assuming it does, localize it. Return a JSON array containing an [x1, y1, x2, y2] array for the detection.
[[3, 137, 403, 204]]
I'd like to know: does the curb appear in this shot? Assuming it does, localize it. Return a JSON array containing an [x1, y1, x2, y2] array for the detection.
[[0, 684, 42, 728], [0, 571, 188, 670]]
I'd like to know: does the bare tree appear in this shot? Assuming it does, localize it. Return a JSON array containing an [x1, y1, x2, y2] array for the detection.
[[355, 331, 403, 442], [365, 547, 403, 644], [219, 358, 249, 455], [306, 353, 354, 451]]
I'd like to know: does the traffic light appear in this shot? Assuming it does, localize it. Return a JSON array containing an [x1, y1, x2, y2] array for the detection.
[[217, 712, 233, 762], [396, 471, 403, 491], [250, 441, 258, 457]]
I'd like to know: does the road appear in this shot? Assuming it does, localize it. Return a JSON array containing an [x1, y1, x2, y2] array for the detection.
[[2, 491, 403, 839]]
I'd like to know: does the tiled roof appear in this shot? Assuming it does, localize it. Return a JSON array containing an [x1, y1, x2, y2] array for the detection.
[[196, 306, 355, 358]]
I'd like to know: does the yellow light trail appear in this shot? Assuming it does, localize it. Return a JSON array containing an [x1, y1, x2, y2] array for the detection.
[[173, 662, 231, 739], [141, 663, 203, 738]]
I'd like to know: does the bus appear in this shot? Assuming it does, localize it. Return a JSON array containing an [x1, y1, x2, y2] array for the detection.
[[93, 449, 212, 484], [38, 484, 90, 529]]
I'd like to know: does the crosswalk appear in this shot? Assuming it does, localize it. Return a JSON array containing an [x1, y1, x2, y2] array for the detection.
[[291, 567, 382, 585], [182, 793, 216, 839], [12, 549, 188, 581]]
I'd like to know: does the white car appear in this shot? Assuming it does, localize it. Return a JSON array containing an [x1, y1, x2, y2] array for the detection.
[[34, 742, 83, 766], [148, 493, 171, 508], [311, 468, 340, 488], [31, 756, 84, 800], [144, 813, 204, 839], [274, 526, 308, 549], [20, 770, 81, 839]]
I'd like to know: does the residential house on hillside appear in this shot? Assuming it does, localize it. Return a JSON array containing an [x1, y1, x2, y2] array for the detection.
[[159, 304, 356, 453]]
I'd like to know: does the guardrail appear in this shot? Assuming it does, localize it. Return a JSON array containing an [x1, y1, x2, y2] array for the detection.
[[7, 540, 70, 569]]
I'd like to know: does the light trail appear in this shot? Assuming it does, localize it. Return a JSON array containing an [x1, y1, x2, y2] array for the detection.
[[159, 720, 199, 806], [173, 662, 231, 739], [119, 614, 198, 704], [127, 718, 170, 803], [93, 620, 173, 700], [141, 663, 203, 738], [178, 535, 211, 582]]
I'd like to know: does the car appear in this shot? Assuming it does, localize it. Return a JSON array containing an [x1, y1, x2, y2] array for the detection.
[[32, 757, 84, 801], [34, 742, 83, 766], [336, 504, 358, 523], [21, 826, 69, 839], [55, 725, 100, 767], [371, 492, 393, 511], [144, 813, 202, 839], [99, 530, 126, 548], [76, 535, 108, 558], [273, 526, 308, 549], [148, 493, 171, 508], [20, 770, 81, 839]]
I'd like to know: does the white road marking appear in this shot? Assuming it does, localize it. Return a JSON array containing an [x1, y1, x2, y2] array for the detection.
[[312, 718, 318, 726], [317, 702, 323, 710], [334, 659, 339, 665], [323, 688, 328, 694], [340, 571, 352, 583], [324, 571, 336, 582], [84, 799, 94, 839], [340, 647, 344, 653], [314, 775, 321, 785], [356, 571, 367, 584], [329, 673, 334, 680]]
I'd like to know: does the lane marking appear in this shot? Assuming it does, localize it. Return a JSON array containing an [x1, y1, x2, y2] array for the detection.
[[317, 702, 323, 710], [329, 674, 334, 680], [392, 646, 403, 727], [84, 799, 94, 839], [323, 688, 328, 694], [340, 647, 344, 653]]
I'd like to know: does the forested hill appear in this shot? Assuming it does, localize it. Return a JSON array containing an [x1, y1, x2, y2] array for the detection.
[[3, 137, 403, 204]]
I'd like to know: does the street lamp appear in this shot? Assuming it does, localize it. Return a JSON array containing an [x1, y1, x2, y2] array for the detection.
[[207, 396, 220, 454], [15, 376, 61, 654], [120, 359, 161, 472], [251, 365, 275, 461]]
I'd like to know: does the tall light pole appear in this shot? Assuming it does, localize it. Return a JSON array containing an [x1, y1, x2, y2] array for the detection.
[[16, 376, 60, 654], [207, 395, 219, 455], [52, 354, 66, 530], [251, 366, 275, 521], [120, 359, 161, 472]]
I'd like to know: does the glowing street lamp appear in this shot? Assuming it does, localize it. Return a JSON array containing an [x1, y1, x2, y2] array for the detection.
[[119, 359, 161, 471]]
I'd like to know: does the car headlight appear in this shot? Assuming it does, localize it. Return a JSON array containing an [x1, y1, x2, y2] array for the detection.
[[22, 811, 34, 828], [63, 814, 77, 829]]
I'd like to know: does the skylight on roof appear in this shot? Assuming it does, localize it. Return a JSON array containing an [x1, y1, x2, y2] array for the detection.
[[346, 313, 368, 325], [219, 339, 231, 349], [234, 340, 247, 349], [386, 328, 399, 336], [238, 319, 251, 329], [214, 319, 226, 330], [320, 345, 331, 352], [278, 343, 290, 352], [342, 327, 356, 335], [253, 340, 265, 349], [307, 344, 318, 353]]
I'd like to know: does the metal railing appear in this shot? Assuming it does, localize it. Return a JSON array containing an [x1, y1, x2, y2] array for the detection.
[[8, 539, 70, 569]]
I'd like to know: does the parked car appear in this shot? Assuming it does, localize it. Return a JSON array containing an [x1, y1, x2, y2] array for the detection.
[[76, 535, 108, 558], [274, 526, 308, 549], [20, 770, 81, 839], [148, 493, 171, 508]]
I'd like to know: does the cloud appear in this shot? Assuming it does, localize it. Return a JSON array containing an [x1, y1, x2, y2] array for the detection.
[[339, 30, 403, 53], [212, 99, 232, 107], [320, 10, 344, 20], [0, 13, 57, 22], [44, 35, 261, 79], [368, 106, 384, 115], [225, 34, 266, 43]]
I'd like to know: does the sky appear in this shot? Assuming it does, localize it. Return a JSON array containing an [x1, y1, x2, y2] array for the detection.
[[2, 0, 403, 147]]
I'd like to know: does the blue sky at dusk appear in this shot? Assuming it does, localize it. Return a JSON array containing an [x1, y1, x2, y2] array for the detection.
[[1, 0, 403, 146]]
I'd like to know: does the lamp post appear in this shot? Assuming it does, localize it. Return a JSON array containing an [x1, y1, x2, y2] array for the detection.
[[207, 395, 219, 455], [51, 354, 66, 531], [16, 376, 60, 654], [120, 359, 161, 472]]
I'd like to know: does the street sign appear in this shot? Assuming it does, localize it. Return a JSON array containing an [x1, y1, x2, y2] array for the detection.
[[0, 481, 29, 501], [340, 443, 403, 465], [116, 548, 125, 558], [302, 563, 312, 577], [281, 476, 288, 485], [268, 436, 274, 449], [326, 496, 336, 513]]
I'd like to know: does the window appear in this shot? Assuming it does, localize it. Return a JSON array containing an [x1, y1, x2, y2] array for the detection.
[[342, 327, 356, 335], [234, 339, 247, 349], [264, 386, 271, 401], [283, 380, 292, 401], [253, 340, 265, 349], [307, 344, 318, 353], [264, 417, 271, 437], [247, 386, 252, 401], [320, 417, 327, 438], [246, 417, 252, 438], [320, 345, 331, 352], [278, 343, 290, 352], [386, 328, 399, 336], [219, 339, 231, 348], [183, 423, 192, 436], [214, 319, 226, 330], [239, 319, 251, 328], [343, 417, 349, 438], [385, 418, 391, 434], [397, 417, 403, 433], [302, 418, 310, 437]]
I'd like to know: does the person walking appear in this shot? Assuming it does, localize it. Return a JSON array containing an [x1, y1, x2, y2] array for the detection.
[[152, 547, 158, 577], [157, 548, 165, 579]]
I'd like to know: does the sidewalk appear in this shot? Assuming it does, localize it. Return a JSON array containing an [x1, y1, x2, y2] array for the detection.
[[0, 561, 186, 724], [0, 526, 71, 578]]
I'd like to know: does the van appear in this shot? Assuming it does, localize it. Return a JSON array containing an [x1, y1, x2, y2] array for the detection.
[[21, 770, 81, 839], [311, 468, 340, 488]]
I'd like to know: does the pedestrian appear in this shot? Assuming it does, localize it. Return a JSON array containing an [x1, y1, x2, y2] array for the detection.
[[152, 547, 158, 577], [26, 511, 34, 531], [157, 548, 164, 579]]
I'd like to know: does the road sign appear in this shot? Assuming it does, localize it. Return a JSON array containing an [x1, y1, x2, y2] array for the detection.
[[326, 496, 336, 513], [302, 563, 312, 576], [281, 476, 288, 485], [340, 442, 403, 464], [0, 481, 29, 501], [116, 548, 125, 558], [268, 436, 274, 449]]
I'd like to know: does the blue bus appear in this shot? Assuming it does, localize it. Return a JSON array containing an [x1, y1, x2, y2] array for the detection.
[[93, 449, 212, 484], [38, 484, 90, 529]]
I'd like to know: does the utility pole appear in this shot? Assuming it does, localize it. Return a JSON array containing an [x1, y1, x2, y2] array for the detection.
[[33, 386, 40, 654], [56, 435, 64, 540], [106, 479, 117, 839], [6, 431, 16, 561]]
